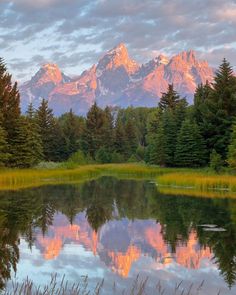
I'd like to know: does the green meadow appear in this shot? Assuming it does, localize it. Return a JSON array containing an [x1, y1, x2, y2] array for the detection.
[[1, 163, 236, 198]]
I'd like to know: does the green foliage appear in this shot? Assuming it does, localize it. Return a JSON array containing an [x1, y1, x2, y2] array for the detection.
[[159, 84, 181, 111], [125, 118, 138, 158], [228, 123, 236, 168], [64, 150, 94, 168], [36, 99, 57, 161], [82, 102, 106, 158], [95, 147, 111, 164], [110, 152, 125, 163], [210, 150, 224, 173], [136, 145, 145, 161], [175, 119, 206, 167], [61, 109, 83, 157], [0, 122, 9, 166], [194, 59, 236, 160], [10, 117, 42, 168], [127, 154, 139, 163]]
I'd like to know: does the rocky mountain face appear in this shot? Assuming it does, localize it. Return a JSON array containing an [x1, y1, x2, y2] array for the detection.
[[20, 43, 214, 115]]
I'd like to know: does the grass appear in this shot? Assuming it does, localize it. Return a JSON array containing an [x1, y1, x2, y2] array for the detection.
[[157, 170, 236, 195], [2, 274, 213, 295], [0, 164, 169, 191], [1, 163, 236, 198]]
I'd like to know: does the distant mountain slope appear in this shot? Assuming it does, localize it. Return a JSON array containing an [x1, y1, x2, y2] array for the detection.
[[20, 43, 214, 115]]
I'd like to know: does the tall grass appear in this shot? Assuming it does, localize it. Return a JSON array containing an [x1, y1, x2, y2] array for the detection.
[[157, 171, 236, 194], [1, 163, 236, 198], [0, 164, 168, 191], [2, 274, 212, 295]]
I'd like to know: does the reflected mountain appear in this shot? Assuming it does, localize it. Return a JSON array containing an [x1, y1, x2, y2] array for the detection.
[[0, 177, 235, 292]]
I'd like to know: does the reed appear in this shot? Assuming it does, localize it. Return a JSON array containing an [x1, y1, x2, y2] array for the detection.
[[1, 164, 236, 198], [2, 274, 213, 295], [0, 164, 168, 191], [157, 171, 236, 194]]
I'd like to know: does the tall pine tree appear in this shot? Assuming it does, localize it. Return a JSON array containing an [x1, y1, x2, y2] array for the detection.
[[0, 112, 9, 166], [36, 99, 57, 161], [0, 58, 21, 160], [175, 119, 206, 167], [228, 122, 236, 168], [159, 84, 181, 111]]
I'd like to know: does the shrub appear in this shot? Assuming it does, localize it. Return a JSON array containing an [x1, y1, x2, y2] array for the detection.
[[68, 150, 92, 165], [110, 152, 125, 163], [35, 162, 61, 169], [210, 150, 224, 173], [128, 154, 139, 163], [136, 145, 145, 161], [95, 148, 111, 164]]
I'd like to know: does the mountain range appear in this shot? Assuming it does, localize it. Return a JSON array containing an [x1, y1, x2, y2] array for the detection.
[[20, 43, 214, 115]]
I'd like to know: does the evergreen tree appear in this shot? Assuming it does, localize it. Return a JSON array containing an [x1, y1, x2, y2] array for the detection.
[[125, 118, 138, 158], [10, 117, 42, 168], [50, 120, 68, 162], [63, 109, 80, 157], [25, 104, 43, 165], [0, 112, 9, 166], [175, 119, 206, 167], [228, 123, 236, 168], [159, 84, 181, 111], [101, 106, 114, 152], [162, 110, 177, 166], [36, 99, 56, 161], [195, 59, 236, 160], [148, 121, 166, 166], [83, 102, 105, 158], [114, 117, 126, 156], [210, 150, 224, 173], [0, 58, 21, 153]]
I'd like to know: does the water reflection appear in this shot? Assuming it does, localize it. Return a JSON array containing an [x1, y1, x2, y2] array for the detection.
[[0, 177, 236, 293]]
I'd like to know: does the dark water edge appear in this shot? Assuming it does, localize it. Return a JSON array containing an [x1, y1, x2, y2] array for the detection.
[[0, 177, 235, 294]]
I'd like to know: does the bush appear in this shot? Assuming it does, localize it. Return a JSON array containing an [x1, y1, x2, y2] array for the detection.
[[35, 162, 61, 169], [67, 150, 92, 165], [136, 145, 145, 161], [95, 148, 111, 164], [210, 150, 224, 173], [128, 154, 139, 163], [110, 152, 125, 163]]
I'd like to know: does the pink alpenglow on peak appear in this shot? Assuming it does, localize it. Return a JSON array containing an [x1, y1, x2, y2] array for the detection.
[[20, 45, 214, 115]]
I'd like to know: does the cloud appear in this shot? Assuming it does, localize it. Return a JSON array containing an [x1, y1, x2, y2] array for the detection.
[[0, 0, 236, 81]]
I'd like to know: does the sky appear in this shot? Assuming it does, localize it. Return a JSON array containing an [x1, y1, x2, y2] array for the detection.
[[0, 0, 236, 82]]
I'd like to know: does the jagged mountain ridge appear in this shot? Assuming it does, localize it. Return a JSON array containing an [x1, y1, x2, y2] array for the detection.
[[20, 43, 214, 115]]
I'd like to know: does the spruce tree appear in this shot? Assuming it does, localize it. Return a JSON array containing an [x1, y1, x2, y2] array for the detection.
[[36, 99, 56, 161], [175, 119, 206, 167], [10, 117, 40, 168], [125, 118, 138, 158], [162, 110, 177, 166], [159, 84, 181, 111], [0, 58, 21, 153], [63, 109, 80, 157], [228, 123, 236, 168], [0, 112, 9, 166], [148, 121, 166, 166], [83, 102, 105, 158], [101, 106, 114, 152], [25, 104, 43, 165], [114, 117, 126, 156], [197, 59, 236, 160]]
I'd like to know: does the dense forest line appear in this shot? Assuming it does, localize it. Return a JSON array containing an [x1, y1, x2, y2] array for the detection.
[[0, 57, 236, 169]]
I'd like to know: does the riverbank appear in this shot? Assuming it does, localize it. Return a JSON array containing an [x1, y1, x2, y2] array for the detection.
[[0, 163, 236, 197]]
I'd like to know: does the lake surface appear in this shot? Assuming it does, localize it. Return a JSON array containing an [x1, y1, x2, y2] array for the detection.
[[0, 177, 236, 294]]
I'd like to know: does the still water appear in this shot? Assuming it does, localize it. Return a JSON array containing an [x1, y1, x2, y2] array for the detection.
[[0, 177, 236, 294]]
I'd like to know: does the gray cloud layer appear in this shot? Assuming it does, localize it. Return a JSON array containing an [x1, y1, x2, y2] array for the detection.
[[0, 0, 236, 81]]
